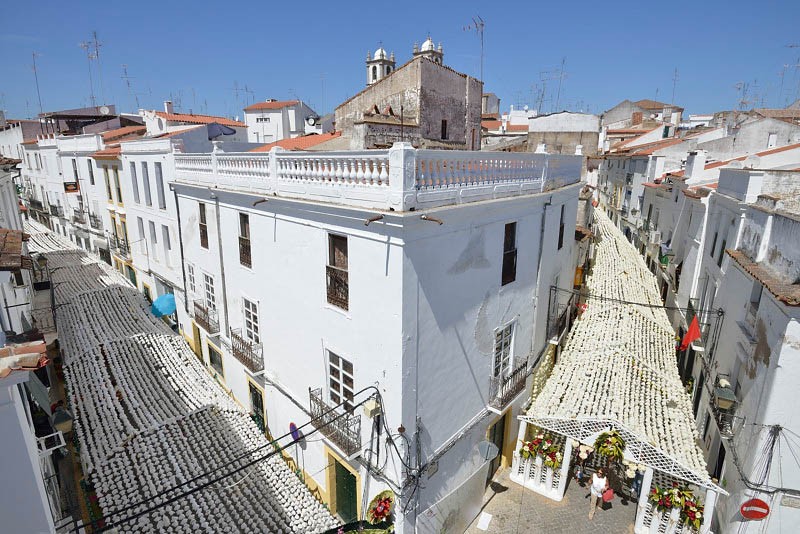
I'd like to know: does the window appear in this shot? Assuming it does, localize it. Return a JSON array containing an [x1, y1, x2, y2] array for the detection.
[[130, 162, 140, 204], [501, 222, 517, 285], [709, 232, 718, 258], [239, 213, 251, 267], [155, 162, 166, 209], [749, 280, 763, 311], [767, 133, 777, 149], [208, 345, 224, 377], [203, 273, 216, 312], [371, 65, 377, 81], [143, 285, 152, 303], [149, 220, 158, 261], [137, 217, 146, 254], [558, 205, 566, 250], [441, 119, 448, 140], [162, 224, 171, 264], [186, 263, 196, 294], [493, 323, 514, 378], [326, 234, 349, 309], [702, 411, 712, 441], [72, 159, 78, 180], [103, 167, 113, 202], [717, 239, 726, 267], [328, 351, 354, 412], [142, 162, 152, 206], [256, 117, 270, 123], [12, 269, 24, 287], [113, 168, 122, 204], [199, 203, 209, 249], [243, 297, 260, 343]]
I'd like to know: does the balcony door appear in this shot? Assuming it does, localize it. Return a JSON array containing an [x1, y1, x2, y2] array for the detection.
[[333, 458, 357, 522], [486, 413, 506, 484]]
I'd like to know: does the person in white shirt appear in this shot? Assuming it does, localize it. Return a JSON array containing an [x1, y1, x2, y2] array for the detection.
[[589, 467, 609, 520]]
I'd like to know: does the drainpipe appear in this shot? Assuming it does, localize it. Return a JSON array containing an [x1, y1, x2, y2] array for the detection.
[[531, 195, 553, 360], [213, 193, 230, 335], [171, 186, 189, 313]]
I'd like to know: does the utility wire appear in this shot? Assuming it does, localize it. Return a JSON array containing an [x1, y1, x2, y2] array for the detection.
[[550, 285, 724, 316]]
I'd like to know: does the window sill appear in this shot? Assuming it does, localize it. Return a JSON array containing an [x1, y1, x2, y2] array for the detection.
[[324, 303, 352, 320]]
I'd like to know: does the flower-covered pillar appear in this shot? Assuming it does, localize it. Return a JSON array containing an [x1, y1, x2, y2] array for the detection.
[[555, 438, 573, 499], [700, 488, 716, 534], [633, 466, 654, 532]]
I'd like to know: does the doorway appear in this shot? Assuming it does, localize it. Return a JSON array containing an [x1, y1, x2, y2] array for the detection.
[[487, 412, 507, 483], [713, 442, 726, 481], [249, 381, 265, 433], [192, 323, 202, 359], [333, 458, 357, 522]]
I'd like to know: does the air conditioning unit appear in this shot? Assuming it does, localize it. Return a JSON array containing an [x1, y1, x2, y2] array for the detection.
[[649, 230, 661, 243]]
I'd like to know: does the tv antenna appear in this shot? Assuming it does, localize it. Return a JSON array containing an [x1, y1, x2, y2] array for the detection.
[[30, 51, 44, 115], [671, 68, 679, 105], [121, 64, 139, 110], [553, 57, 567, 112], [463, 15, 486, 82], [320, 73, 328, 114], [92, 31, 105, 103], [228, 81, 242, 111], [79, 40, 97, 108]]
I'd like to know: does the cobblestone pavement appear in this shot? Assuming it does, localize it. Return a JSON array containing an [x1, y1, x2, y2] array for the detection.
[[466, 469, 636, 534]]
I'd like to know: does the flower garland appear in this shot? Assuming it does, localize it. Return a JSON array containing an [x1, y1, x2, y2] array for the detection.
[[366, 490, 393, 525], [518, 433, 554, 459], [542, 445, 563, 470], [649, 482, 700, 524], [594, 430, 626, 460], [681, 498, 704, 530]]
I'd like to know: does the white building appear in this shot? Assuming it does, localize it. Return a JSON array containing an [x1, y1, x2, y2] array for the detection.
[[171, 144, 583, 530], [140, 101, 248, 141], [243, 100, 320, 144]]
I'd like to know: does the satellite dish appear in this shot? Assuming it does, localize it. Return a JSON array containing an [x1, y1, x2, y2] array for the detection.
[[306, 116, 318, 126], [743, 155, 761, 169], [99, 105, 110, 115], [477, 440, 499, 461]]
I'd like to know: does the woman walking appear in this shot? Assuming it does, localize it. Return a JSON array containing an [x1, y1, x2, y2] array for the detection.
[[589, 468, 609, 520]]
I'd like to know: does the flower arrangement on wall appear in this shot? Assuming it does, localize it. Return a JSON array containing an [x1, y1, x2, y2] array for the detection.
[[594, 430, 626, 460], [649, 482, 703, 528], [366, 490, 394, 525], [518, 433, 554, 459]]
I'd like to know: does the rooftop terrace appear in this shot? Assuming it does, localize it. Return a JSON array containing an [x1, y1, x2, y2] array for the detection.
[[174, 143, 582, 211]]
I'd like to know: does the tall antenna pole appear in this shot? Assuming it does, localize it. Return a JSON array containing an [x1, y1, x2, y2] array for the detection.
[[79, 41, 97, 108], [463, 16, 485, 81], [31, 52, 44, 116], [92, 31, 104, 104], [671, 68, 679, 105], [121, 64, 138, 111], [554, 57, 567, 111]]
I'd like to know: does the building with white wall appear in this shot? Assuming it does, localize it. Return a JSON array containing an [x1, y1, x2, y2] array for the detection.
[[171, 144, 583, 531], [243, 100, 321, 144], [140, 101, 248, 141]]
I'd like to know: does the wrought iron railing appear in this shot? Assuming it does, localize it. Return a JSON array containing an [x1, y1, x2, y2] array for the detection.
[[715, 410, 745, 439], [72, 213, 86, 225], [49, 204, 63, 217], [326, 265, 349, 310], [239, 236, 251, 268], [29, 199, 44, 211], [230, 327, 263, 373], [489, 360, 529, 410], [111, 236, 130, 259], [89, 213, 103, 230], [193, 299, 219, 334], [309, 387, 361, 456]]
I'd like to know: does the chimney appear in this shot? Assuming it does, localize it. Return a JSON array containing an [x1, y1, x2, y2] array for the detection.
[[535, 143, 547, 154], [575, 144, 583, 156], [685, 150, 707, 179], [0, 110, 6, 128], [164, 101, 174, 114]]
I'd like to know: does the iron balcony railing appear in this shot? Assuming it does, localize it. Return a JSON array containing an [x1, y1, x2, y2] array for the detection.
[[48, 204, 63, 217], [309, 387, 361, 456], [193, 299, 220, 334], [489, 360, 529, 410], [716, 410, 745, 439], [111, 236, 130, 259], [89, 213, 103, 230], [230, 327, 263, 373], [326, 265, 349, 310], [72, 213, 86, 225], [239, 236, 251, 268], [29, 199, 44, 211]]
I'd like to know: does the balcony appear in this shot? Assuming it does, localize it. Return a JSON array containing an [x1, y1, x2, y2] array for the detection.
[[309, 387, 361, 456], [193, 299, 219, 334], [29, 199, 45, 212], [89, 213, 103, 230], [111, 236, 130, 259], [173, 146, 583, 212], [326, 265, 349, 310], [72, 213, 86, 225], [48, 205, 64, 218], [230, 328, 263, 373], [489, 360, 529, 411], [239, 236, 251, 268]]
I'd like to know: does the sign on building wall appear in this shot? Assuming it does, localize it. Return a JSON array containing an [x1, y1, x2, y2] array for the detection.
[[63, 182, 80, 193]]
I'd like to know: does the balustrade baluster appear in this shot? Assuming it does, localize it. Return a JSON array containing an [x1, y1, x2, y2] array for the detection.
[[379, 159, 388, 184], [354, 159, 364, 183]]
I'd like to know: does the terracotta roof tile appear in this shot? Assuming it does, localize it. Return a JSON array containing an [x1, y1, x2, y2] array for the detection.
[[100, 126, 146, 142], [91, 146, 122, 159], [506, 124, 528, 132], [249, 131, 342, 152], [154, 111, 245, 128], [244, 100, 300, 112], [152, 125, 204, 139], [482, 120, 502, 130], [728, 250, 800, 306], [0, 228, 29, 271]]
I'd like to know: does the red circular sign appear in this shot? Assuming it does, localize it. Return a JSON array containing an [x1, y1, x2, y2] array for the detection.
[[740, 498, 770, 520]]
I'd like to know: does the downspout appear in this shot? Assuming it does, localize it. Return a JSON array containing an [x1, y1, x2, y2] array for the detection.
[[213, 194, 230, 334], [531, 196, 553, 361], [171, 186, 189, 313]]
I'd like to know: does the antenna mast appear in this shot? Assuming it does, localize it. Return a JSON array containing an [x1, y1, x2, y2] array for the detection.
[[554, 56, 567, 111], [121, 64, 139, 111], [79, 41, 97, 108], [463, 16, 485, 82], [92, 31, 104, 104], [31, 52, 44, 116], [671, 68, 679, 105]]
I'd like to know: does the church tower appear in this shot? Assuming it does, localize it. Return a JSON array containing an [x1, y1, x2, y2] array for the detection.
[[413, 36, 443, 65], [366, 45, 396, 86]]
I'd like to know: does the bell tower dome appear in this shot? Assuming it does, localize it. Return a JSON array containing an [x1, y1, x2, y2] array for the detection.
[[413, 36, 443, 65], [366, 43, 396, 86]]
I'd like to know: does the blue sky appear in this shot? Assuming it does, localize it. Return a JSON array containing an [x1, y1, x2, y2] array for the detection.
[[1, 0, 799, 120]]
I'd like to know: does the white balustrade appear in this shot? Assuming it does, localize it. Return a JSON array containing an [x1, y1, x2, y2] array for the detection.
[[509, 451, 567, 501], [173, 144, 582, 211]]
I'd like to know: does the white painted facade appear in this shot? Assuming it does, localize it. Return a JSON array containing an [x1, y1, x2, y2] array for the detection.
[[243, 100, 320, 144], [0, 164, 33, 335], [172, 144, 583, 531]]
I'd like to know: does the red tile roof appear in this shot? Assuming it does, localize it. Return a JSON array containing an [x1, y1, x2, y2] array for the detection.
[[153, 125, 204, 138], [661, 142, 800, 179], [91, 146, 122, 160], [607, 128, 651, 134], [482, 113, 499, 119], [634, 99, 684, 111], [482, 120, 502, 130], [100, 125, 146, 142], [0, 228, 30, 271], [728, 250, 800, 306], [506, 124, 528, 132], [244, 100, 300, 112], [249, 131, 342, 152], [154, 111, 245, 128]]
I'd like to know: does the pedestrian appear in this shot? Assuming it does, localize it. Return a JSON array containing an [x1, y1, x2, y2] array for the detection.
[[589, 467, 609, 520], [574, 453, 585, 483], [631, 468, 644, 498]]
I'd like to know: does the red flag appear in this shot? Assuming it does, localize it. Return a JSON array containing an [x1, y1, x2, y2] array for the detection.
[[679, 316, 701, 351]]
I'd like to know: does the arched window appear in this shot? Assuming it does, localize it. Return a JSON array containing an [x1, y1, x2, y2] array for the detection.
[[372, 66, 377, 81]]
